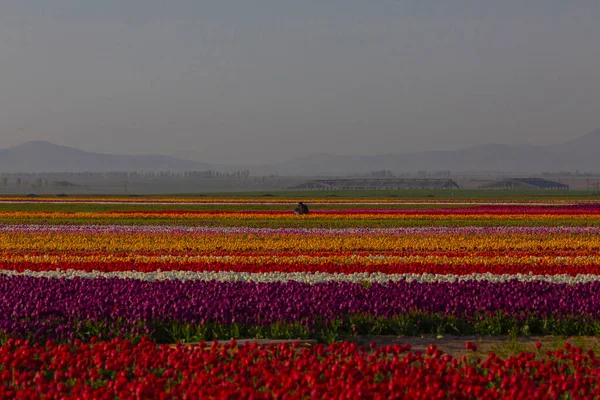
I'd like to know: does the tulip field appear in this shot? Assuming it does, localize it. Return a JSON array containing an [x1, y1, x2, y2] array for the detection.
[[3, 196, 600, 397]]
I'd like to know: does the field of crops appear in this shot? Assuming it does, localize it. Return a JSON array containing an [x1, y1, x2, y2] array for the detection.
[[2, 196, 600, 398]]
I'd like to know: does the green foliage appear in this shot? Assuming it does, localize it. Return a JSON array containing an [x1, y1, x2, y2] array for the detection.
[[5, 312, 600, 345]]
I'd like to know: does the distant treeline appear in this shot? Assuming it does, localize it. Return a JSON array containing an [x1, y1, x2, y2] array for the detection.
[[0, 170, 251, 180]]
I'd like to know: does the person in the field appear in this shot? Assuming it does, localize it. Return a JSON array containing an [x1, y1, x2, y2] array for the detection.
[[294, 202, 309, 215]]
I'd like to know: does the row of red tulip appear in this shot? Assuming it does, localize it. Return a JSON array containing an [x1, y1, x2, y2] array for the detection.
[[0, 338, 597, 399], [3, 260, 600, 277]]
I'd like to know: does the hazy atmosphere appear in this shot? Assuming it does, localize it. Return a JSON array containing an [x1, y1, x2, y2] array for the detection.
[[1, 0, 599, 164]]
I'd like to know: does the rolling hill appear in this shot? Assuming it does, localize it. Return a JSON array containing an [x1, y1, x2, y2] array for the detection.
[[2, 129, 600, 174], [252, 129, 600, 175], [0, 141, 213, 173]]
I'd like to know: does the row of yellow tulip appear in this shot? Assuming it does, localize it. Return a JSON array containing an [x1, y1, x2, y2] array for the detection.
[[2, 231, 599, 252]]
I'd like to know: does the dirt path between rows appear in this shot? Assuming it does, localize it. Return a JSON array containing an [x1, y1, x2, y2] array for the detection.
[[180, 335, 600, 358], [346, 335, 600, 358]]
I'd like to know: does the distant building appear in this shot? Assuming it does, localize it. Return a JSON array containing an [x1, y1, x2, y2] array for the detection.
[[479, 178, 569, 190], [368, 170, 394, 178]]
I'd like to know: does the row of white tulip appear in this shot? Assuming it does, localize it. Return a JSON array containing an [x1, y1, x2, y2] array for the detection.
[[1, 269, 598, 285]]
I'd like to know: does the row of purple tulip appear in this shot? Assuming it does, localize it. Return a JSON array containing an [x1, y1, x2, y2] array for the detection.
[[2, 276, 600, 341]]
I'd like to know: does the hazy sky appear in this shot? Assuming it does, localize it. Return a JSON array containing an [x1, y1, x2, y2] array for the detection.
[[1, 1, 599, 164]]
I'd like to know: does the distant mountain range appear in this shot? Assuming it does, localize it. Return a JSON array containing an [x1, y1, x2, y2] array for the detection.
[[251, 128, 600, 176], [1, 129, 600, 174], [0, 141, 213, 173]]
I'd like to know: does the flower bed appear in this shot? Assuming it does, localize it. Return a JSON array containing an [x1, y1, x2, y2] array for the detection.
[[0, 338, 598, 399], [2, 202, 600, 394], [2, 205, 600, 226], [2, 277, 600, 342], [1, 225, 600, 281]]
